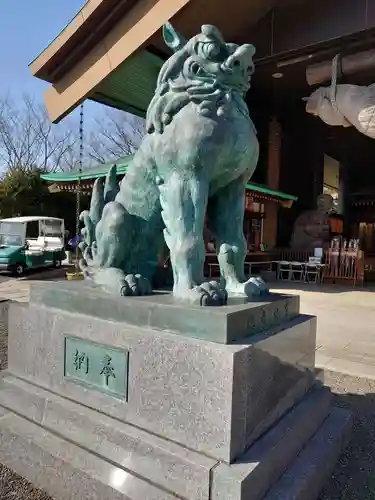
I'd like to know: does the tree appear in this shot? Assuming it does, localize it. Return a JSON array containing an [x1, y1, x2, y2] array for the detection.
[[0, 165, 50, 217], [0, 165, 85, 226], [0, 94, 77, 173], [87, 108, 145, 163]]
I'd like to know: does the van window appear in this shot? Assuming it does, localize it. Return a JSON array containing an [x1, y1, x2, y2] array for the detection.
[[26, 221, 39, 238], [40, 220, 63, 237]]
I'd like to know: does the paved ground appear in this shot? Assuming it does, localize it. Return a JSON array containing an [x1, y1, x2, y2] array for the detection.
[[272, 282, 375, 380], [0, 267, 67, 302]]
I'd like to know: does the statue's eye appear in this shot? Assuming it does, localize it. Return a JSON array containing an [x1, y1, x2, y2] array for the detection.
[[191, 62, 200, 74], [197, 42, 223, 61], [205, 43, 220, 59]]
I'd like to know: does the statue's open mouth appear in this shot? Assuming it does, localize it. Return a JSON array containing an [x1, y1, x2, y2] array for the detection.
[[220, 73, 251, 93], [189, 62, 251, 94]]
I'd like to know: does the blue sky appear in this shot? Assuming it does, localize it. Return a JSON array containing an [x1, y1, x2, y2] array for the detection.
[[0, 0, 100, 122], [0, 0, 82, 98]]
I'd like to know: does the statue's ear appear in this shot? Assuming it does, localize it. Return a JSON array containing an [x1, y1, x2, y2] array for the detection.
[[163, 22, 186, 52]]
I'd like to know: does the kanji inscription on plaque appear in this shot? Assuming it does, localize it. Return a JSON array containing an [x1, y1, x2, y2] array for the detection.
[[64, 336, 129, 400]]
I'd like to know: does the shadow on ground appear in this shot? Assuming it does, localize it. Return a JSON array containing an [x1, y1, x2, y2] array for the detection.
[[318, 370, 375, 500], [21, 267, 67, 281]]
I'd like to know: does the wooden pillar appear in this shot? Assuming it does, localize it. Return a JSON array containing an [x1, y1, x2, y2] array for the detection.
[[262, 117, 281, 248]]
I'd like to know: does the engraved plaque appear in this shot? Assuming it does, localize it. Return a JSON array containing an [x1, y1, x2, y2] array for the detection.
[[64, 336, 129, 400]]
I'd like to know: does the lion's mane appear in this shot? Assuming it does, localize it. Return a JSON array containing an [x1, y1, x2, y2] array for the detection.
[[145, 46, 232, 134]]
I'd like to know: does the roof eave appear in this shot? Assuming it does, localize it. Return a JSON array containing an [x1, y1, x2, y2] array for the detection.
[[246, 183, 298, 202], [29, 0, 141, 83], [35, 0, 192, 123], [42, 168, 297, 208], [30, 0, 102, 80]]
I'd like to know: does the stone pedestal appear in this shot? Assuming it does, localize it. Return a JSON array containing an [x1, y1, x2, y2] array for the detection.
[[0, 282, 352, 500]]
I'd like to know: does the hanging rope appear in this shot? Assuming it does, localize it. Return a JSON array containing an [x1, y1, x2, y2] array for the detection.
[[330, 54, 342, 113], [75, 103, 84, 273]]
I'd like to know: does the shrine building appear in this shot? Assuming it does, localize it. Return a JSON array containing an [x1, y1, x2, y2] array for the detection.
[[32, 0, 375, 275]]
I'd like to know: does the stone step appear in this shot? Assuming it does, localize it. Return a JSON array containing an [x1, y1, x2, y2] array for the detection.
[[0, 407, 178, 500], [263, 407, 353, 500], [211, 385, 332, 500], [0, 374, 216, 500], [0, 381, 352, 500]]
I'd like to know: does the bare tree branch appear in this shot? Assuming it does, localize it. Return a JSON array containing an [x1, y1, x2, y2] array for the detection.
[[87, 109, 145, 164], [0, 94, 77, 173], [0, 95, 146, 176]]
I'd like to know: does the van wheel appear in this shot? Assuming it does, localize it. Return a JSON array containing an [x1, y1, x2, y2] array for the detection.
[[12, 263, 25, 277]]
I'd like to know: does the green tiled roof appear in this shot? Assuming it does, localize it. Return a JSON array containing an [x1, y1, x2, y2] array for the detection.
[[41, 157, 297, 202], [40, 156, 132, 182], [246, 182, 297, 201]]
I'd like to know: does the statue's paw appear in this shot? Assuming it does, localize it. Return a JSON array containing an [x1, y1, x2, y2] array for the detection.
[[174, 281, 227, 306], [122, 274, 153, 296], [198, 280, 228, 306], [92, 268, 152, 297], [250, 276, 269, 295], [226, 277, 269, 298]]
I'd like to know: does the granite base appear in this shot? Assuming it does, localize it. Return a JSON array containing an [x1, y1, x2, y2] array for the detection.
[[30, 281, 300, 343], [0, 283, 352, 499], [5, 302, 316, 462]]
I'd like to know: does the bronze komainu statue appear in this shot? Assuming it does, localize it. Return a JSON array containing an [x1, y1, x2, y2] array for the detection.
[[80, 23, 268, 305]]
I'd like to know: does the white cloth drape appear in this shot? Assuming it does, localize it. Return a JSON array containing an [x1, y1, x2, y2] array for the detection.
[[304, 83, 375, 138]]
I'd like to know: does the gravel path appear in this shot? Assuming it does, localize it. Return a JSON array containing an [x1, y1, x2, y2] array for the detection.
[[0, 335, 7, 371], [1, 330, 375, 499], [0, 465, 53, 500], [318, 370, 375, 500]]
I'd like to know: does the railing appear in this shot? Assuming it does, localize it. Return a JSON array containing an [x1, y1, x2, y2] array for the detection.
[[276, 248, 314, 263], [162, 246, 364, 287], [275, 247, 364, 287], [323, 248, 364, 286]]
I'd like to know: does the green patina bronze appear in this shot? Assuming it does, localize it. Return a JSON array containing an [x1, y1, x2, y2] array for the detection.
[[64, 336, 129, 399], [79, 23, 268, 306]]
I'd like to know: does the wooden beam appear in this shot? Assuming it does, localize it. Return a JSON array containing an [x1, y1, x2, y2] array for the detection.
[[306, 49, 375, 86], [44, 0, 192, 123]]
